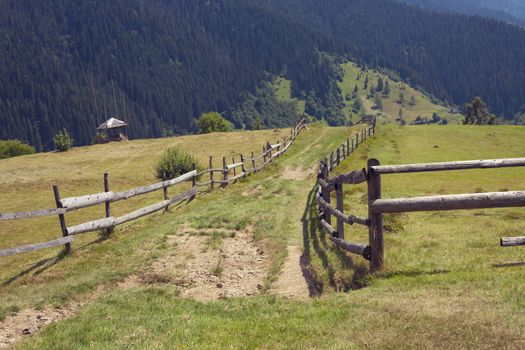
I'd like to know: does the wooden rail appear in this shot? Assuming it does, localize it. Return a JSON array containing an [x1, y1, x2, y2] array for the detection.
[[0, 119, 308, 259]]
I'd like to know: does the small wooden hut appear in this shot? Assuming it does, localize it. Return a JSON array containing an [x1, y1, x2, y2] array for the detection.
[[97, 117, 129, 142]]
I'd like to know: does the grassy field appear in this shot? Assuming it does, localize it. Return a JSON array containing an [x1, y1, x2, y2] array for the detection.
[[338, 62, 464, 125], [2, 124, 525, 349]]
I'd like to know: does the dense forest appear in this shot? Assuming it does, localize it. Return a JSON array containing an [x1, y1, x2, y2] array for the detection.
[[401, 0, 525, 26], [1, 0, 525, 150]]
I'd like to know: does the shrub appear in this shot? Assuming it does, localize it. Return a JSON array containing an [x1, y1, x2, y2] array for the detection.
[[197, 112, 232, 134], [53, 128, 74, 152], [0, 140, 36, 159], [154, 147, 202, 180], [93, 132, 108, 144]]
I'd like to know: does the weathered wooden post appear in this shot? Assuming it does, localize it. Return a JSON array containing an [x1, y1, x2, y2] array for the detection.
[[342, 144, 346, 160], [104, 173, 113, 234], [251, 152, 256, 173], [346, 138, 350, 156], [240, 154, 246, 176], [321, 162, 331, 225], [209, 156, 215, 191], [356, 132, 359, 147], [325, 157, 330, 172], [276, 140, 280, 156], [336, 148, 341, 166], [335, 178, 344, 239], [163, 171, 169, 212], [223, 157, 228, 185], [330, 152, 334, 170], [53, 185, 70, 254], [367, 159, 384, 271], [192, 163, 196, 188], [232, 156, 237, 176], [263, 145, 267, 163]]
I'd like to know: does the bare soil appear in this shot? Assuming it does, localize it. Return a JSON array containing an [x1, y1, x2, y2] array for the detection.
[[271, 246, 311, 300]]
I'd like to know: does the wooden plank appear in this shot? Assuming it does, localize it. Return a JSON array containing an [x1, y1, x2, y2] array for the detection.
[[327, 169, 367, 186], [0, 236, 74, 258], [500, 236, 525, 247], [336, 180, 344, 238], [371, 158, 525, 175], [228, 172, 246, 183], [61, 191, 114, 211], [115, 188, 196, 226], [0, 208, 66, 220], [67, 217, 116, 235], [112, 170, 197, 201], [329, 237, 372, 261], [318, 178, 335, 192], [316, 193, 369, 226], [370, 191, 525, 214], [227, 162, 244, 170], [320, 218, 337, 236]]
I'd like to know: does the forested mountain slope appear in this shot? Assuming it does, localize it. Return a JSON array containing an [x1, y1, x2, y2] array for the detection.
[[1, 0, 525, 150], [401, 0, 525, 26]]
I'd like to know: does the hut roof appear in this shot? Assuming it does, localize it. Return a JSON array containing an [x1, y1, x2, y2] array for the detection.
[[97, 117, 128, 130]]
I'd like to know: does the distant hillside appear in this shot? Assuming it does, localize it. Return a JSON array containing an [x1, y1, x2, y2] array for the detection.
[[2, 0, 525, 149], [401, 0, 525, 26]]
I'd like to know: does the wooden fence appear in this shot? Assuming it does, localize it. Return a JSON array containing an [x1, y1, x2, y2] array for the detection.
[[315, 121, 377, 265], [317, 151, 525, 271], [0, 119, 308, 258]]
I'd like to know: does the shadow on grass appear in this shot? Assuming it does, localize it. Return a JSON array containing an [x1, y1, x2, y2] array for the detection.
[[382, 269, 450, 279], [301, 185, 369, 294], [492, 262, 525, 268], [2, 250, 68, 287]]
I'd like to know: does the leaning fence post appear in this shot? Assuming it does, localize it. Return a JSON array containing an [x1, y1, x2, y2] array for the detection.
[[209, 156, 214, 191], [223, 157, 228, 185], [103, 173, 113, 234], [335, 178, 344, 239], [321, 162, 332, 225], [53, 185, 71, 254], [367, 159, 384, 271]]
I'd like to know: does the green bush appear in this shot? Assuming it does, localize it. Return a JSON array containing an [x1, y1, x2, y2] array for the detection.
[[0, 140, 36, 159], [197, 112, 232, 134], [53, 128, 74, 152], [154, 147, 202, 180]]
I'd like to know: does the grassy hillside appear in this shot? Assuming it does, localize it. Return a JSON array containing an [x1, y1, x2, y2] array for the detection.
[[339, 62, 464, 124], [2, 124, 525, 348]]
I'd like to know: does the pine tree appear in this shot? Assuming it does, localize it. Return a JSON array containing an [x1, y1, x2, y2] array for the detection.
[[376, 78, 384, 92], [384, 80, 391, 96]]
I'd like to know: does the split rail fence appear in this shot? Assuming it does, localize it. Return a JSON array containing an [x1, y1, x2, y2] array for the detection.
[[318, 146, 525, 271], [0, 119, 308, 258]]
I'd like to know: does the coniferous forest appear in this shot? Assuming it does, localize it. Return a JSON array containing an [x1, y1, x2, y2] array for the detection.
[[1, 0, 525, 150]]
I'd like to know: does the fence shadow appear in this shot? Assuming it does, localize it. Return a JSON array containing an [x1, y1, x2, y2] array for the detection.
[[301, 185, 368, 294], [2, 250, 67, 287]]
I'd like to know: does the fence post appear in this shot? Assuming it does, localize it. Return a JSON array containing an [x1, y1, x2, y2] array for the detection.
[[103, 173, 113, 234], [223, 157, 228, 185], [232, 156, 236, 176], [321, 162, 331, 225], [336, 148, 341, 166], [163, 171, 169, 212], [276, 140, 280, 156], [367, 159, 384, 271], [335, 179, 344, 239], [342, 144, 346, 160], [330, 152, 334, 170], [356, 132, 359, 147], [209, 156, 214, 191], [240, 154, 246, 176], [251, 152, 256, 173], [192, 163, 196, 188], [263, 146, 267, 163], [347, 138, 350, 155], [53, 185, 70, 254]]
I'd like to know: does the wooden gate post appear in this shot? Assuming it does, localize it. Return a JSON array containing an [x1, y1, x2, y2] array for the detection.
[[53, 185, 71, 254], [209, 156, 214, 191], [104, 173, 113, 234], [367, 159, 384, 271], [335, 179, 344, 239]]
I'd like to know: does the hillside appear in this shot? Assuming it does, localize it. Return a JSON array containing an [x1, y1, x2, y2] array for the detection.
[[2, 0, 525, 149], [402, 0, 525, 26], [1, 124, 524, 348]]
